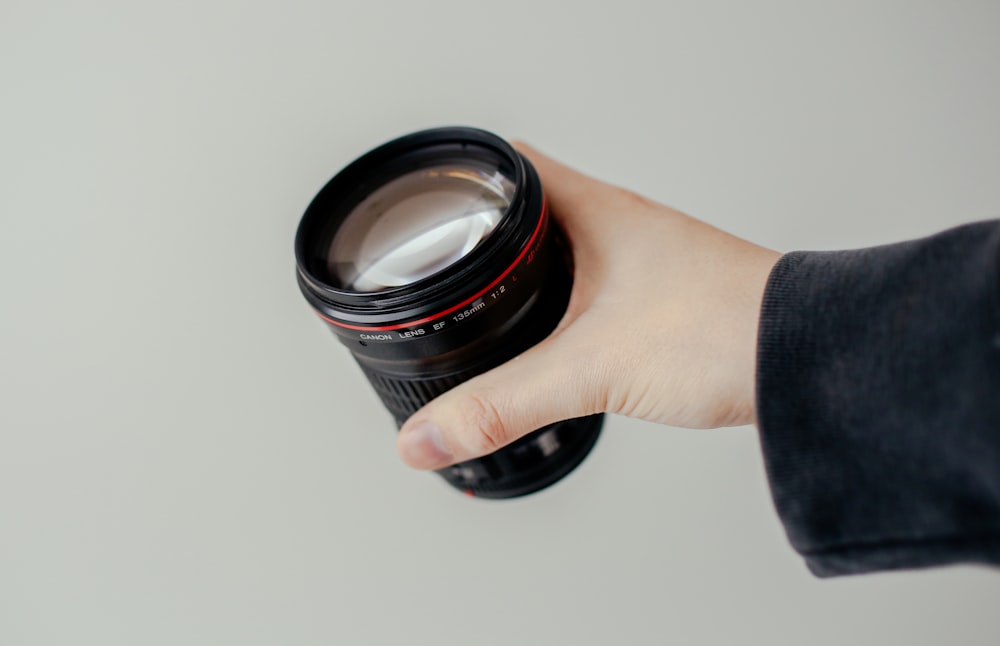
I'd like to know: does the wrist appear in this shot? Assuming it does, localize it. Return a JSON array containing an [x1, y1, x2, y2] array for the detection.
[[725, 244, 781, 427]]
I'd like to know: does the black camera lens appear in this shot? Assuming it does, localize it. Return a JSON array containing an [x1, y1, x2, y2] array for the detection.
[[294, 127, 603, 498]]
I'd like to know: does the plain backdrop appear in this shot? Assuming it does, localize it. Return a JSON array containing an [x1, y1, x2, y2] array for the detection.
[[2, 1, 999, 645]]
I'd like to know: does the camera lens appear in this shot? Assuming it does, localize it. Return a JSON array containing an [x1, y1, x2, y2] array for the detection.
[[294, 127, 603, 498]]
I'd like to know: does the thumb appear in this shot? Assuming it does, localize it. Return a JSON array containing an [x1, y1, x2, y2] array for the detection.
[[396, 328, 601, 469]]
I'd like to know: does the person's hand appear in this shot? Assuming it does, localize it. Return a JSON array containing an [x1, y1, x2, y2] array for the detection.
[[397, 143, 781, 469]]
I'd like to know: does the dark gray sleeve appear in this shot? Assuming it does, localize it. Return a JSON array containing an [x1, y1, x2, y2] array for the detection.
[[756, 220, 1000, 577]]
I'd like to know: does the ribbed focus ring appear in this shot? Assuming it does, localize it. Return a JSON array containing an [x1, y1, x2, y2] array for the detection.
[[358, 363, 486, 424]]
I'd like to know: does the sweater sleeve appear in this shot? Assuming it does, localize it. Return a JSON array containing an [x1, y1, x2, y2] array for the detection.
[[756, 220, 1000, 577]]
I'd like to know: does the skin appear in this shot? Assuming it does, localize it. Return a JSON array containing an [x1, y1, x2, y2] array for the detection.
[[396, 143, 781, 470]]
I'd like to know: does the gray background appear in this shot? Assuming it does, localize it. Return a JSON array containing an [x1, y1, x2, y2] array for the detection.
[[2, 1, 999, 644]]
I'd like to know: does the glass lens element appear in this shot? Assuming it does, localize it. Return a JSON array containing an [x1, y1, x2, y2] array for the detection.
[[328, 161, 515, 292]]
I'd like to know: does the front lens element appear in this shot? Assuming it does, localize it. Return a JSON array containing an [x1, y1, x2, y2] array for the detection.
[[328, 161, 515, 292]]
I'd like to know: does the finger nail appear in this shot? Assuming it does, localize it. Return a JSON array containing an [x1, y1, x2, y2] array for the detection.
[[399, 420, 453, 469]]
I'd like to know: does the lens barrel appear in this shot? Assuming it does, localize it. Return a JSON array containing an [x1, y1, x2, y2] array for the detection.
[[294, 127, 603, 498]]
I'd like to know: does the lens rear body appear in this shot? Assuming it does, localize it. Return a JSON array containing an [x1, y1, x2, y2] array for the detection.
[[295, 128, 602, 498]]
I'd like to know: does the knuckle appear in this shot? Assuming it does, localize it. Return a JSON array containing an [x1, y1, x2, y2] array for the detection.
[[456, 392, 509, 455], [552, 342, 608, 417], [587, 344, 629, 413]]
